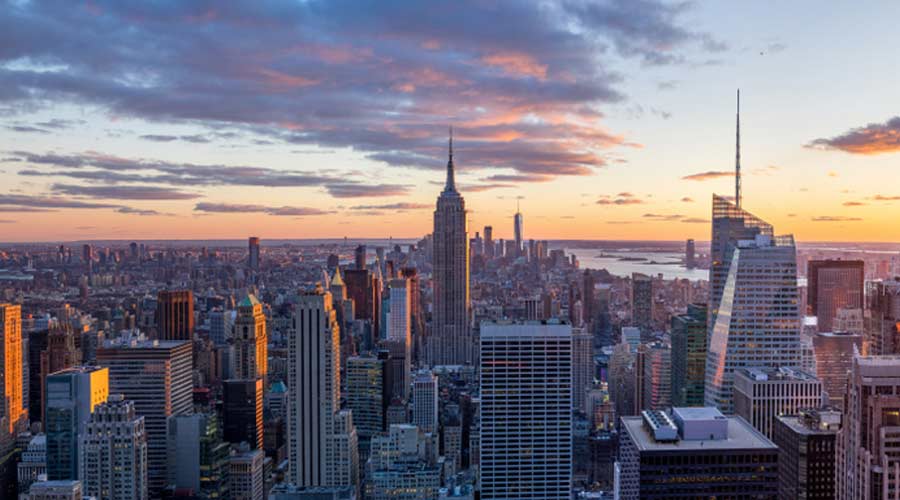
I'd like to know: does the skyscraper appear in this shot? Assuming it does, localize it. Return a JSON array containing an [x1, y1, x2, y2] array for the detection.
[[670, 303, 707, 407], [166, 413, 230, 499], [96, 339, 193, 493], [773, 409, 840, 500], [0, 303, 27, 439], [248, 236, 260, 270], [807, 259, 864, 333], [80, 394, 148, 500], [630, 273, 653, 338], [685, 238, 696, 268], [287, 288, 358, 491], [572, 329, 594, 412], [45, 367, 109, 480], [513, 201, 524, 258], [223, 378, 264, 450], [733, 367, 822, 439], [155, 290, 194, 342], [232, 294, 267, 448], [354, 244, 367, 271], [479, 322, 573, 499], [40, 323, 81, 420], [411, 370, 438, 433], [813, 331, 862, 409], [483, 225, 494, 259], [429, 131, 472, 366], [640, 342, 671, 411], [346, 356, 385, 452]]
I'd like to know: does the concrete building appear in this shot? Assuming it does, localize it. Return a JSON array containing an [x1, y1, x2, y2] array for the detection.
[[346, 356, 385, 450], [630, 273, 653, 338], [734, 367, 823, 439], [812, 331, 862, 409], [479, 322, 573, 499], [45, 366, 109, 480], [364, 424, 440, 500], [155, 290, 194, 341], [230, 449, 265, 500], [17, 434, 46, 494], [572, 329, 594, 412], [166, 413, 230, 498], [25, 480, 83, 500], [80, 395, 148, 500], [248, 236, 260, 270], [96, 339, 193, 493], [641, 342, 671, 411], [411, 370, 438, 433], [234, 294, 268, 380], [773, 409, 840, 500], [0, 304, 27, 440], [807, 259, 864, 333], [616, 407, 778, 499], [670, 303, 707, 407]]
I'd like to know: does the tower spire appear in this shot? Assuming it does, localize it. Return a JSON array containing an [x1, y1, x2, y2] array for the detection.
[[735, 89, 741, 209], [445, 126, 456, 192]]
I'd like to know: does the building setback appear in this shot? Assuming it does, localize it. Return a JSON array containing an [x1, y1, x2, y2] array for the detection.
[[773, 409, 839, 500], [734, 367, 823, 439]]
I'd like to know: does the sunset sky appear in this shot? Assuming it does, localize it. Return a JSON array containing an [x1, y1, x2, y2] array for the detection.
[[1, 1, 899, 242]]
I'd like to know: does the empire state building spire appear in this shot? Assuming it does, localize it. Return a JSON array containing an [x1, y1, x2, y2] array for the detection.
[[735, 89, 741, 209], [444, 126, 456, 192]]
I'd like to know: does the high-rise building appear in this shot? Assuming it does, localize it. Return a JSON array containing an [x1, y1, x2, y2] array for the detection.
[[864, 280, 900, 355], [155, 290, 194, 342], [630, 273, 653, 338], [96, 339, 193, 493], [480, 322, 573, 499], [0, 304, 27, 439], [344, 269, 380, 349], [773, 409, 840, 500], [234, 294, 267, 380], [230, 449, 265, 500], [670, 303, 707, 407], [705, 206, 801, 413], [223, 378, 264, 449], [399, 268, 425, 366], [616, 407, 778, 499], [572, 329, 594, 412], [513, 203, 524, 257], [608, 342, 636, 418], [18, 434, 47, 493], [287, 288, 358, 491], [411, 370, 438, 433], [837, 355, 900, 499], [346, 356, 385, 453], [429, 132, 472, 366], [364, 424, 440, 500], [25, 480, 84, 499], [80, 394, 148, 500], [813, 331, 862, 409], [807, 260, 864, 333], [354, 245, 367, 271], [40, 323, 81, 420], [248, 236, 260, 270], [166, 413, 230, 499], [733, 367, 823, 439], [483, 225, 494, 259], [45, 367, 109, 480], [641, 342, 671, 411], [685, 238, 696, 269]]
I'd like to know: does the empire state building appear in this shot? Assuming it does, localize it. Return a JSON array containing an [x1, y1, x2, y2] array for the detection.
[[428, 131, 473, 366]]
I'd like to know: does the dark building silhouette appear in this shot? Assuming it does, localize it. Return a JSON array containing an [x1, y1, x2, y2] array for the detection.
[[155, 290, 194, 341]]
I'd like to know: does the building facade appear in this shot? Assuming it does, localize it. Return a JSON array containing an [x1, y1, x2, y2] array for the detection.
[[734, 367, 823, 439], [671, 303, 707, 407], [79, 395, 148, 500]]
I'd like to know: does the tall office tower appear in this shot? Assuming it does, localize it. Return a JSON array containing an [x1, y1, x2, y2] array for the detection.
[[166, 413, 230, 499], [572, 330, 594, 412], [705, 227, 801, 414], [429, 132, 472, 367], [18, 434, 47, 493], [733, 367, 823, 439], [864, 280, 900, 355], [346, 356, 385, 454], [617, 407, 779, 500], [40, 323, 81, 419], [411, 370, 438, 433], [209, 308, 233, 346], [381, 340, 410, 403], [223, 378, 264, 449], [582, 271, 595, 324], [483, 225, 494, 259], [28, 329, 49, 423], [399, 268, 425, 366], [640, 342, 671, 411], [773, 409, 840, 500], [837, 356, 900, 499], [1, 304, 26, 442], [248, 236, 260, 270], [80, 395, 148, 500], [480, 322, 573, 499], [155, 290, 194, 341], [808, 260, 864, 332], [608, 342, 636, 418], [330, 267, 347, 301], [45, 367, 109, 480], [354, 245, 367, 270], [82, 244, 92, 274], [685, 238, 696, 268], [96, 340, 192, 493], [364, 424, 441, 499], [344, 269, 380, 347], [234, 294, 268, 380], [670, 303, 707, 407], [513, 202, 524, 257], [331, 409, 360, 494], [230, 449, 265, 500], [288, 288, 358, 490], [630, 273, 653, 338], [25, 480, 84, 499], [813, 331, 862, 409], [385, 278, 411, 400]]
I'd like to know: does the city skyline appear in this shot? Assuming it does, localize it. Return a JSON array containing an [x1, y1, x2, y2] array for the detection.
[[1, 1, 900, 242]]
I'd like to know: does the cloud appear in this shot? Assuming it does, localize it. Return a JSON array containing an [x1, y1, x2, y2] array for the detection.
[[350, 203, 431, 211], [51, 183, 201, 200], [325, 183, 411, 198], [681, 197, 694, 202], [194, 202, 332, 216], [811, 216, 863, 222], [116, 207, 167, 216], [597, 197, 644, 205], [843, 201, 866, 207], [657, 80, 678, 91], [483, 173, 553, 183], [870, 195, 900, 201], [0, 219, 14, 223], [680, 217, 709, 223], [807, 117, 900, 155], [6, 125, 49, 134], [0, 194, 119, 209], [681, 170, 733, 181], [642, 213, 683, 221], [0, 0, 721, 187]]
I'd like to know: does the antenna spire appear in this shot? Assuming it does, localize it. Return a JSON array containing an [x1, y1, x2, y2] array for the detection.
[[444, 126, 456, 192], [735, 89, 741, 209]]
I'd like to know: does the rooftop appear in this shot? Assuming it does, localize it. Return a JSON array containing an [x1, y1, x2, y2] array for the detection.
[[480, 320, 572, 338], [622, 414, 776, 452]]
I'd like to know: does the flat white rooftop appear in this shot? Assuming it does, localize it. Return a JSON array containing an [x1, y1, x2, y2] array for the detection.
[[622, 415, 776, 452], [481, 321, 572, 338]]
